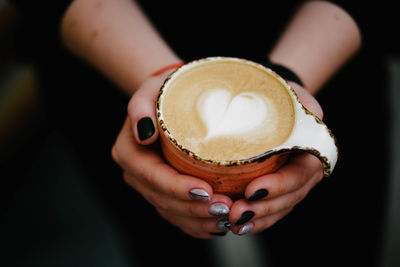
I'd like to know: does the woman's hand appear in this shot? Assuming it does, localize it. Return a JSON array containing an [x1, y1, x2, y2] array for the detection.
[[229, 82, 325, 235], [111, 72, 232, 239]]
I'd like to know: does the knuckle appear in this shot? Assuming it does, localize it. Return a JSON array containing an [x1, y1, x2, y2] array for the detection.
[[157, 209, 179, 227], [142, 168, 156, 186], [127, 94, 147, 118], [289, 190, 306, 208], [200, 221, 210, 234], [315, 171, 324, 183], [122, 173, 131, 185], [148, 192, 166, 210], [284, 207, 294, 217], [122, 173, 141, 191], [196, 218, 212, 234], [294, 164, 308, 182], [273, 174, 290, 196], [297, 191, 306, 203], [168, 183, 181, 199], [127, 95, 137, 115], [287, 197, 297, 209], [185, 202, 198, 217], [261, 204, 272, 216], [111, 145, 121, 165], [187, 229, 206, 239], [261, 219, 275, 231]]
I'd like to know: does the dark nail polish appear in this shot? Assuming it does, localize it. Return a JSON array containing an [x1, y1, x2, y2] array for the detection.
[[248, 189, 269, 201], [217, 219, 231, 231], [235, 211, 255, 226], [210, 232, 227, 236], [137, 117, 155, 141]]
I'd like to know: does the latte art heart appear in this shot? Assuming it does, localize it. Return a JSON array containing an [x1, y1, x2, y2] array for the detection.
[[159, 60, 295, 160], [197, 89, 275, 140]]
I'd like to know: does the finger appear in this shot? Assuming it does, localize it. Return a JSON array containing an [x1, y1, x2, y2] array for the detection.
[[289, 81, 323, 119], [231, 170, 320, 227], [140, 163, 214, 202], [159, 209, 229, 239], [245, 153, 323, 201], [112, 119, 164, 169], [231, 208, 292, 236], [127, 75, 164, 145], [114, 119, 214, 201], [125, 174, 231, 218]]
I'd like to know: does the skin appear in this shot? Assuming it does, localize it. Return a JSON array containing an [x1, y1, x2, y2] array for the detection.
[[61, 0, 361, 238]]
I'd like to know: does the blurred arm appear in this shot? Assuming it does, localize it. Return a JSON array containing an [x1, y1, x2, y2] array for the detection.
[[61, 0, 181, 95], [268, 1, 361, 95]]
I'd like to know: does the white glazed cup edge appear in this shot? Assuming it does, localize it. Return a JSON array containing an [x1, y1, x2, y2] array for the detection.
[[157, 57, 338, 176]]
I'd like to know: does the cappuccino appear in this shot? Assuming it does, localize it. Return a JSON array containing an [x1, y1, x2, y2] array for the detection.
[[160, 59, 294, 161]]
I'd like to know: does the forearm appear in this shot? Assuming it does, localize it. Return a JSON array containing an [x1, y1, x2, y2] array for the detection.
[[61, 0, 181, 95], [268, 1, 361, 95]]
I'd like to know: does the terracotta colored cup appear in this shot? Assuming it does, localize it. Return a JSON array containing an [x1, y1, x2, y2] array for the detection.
[[156, 57, 338, 200]]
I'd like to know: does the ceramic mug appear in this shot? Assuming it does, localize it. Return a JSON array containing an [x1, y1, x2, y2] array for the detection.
[[156, 57, 338, 200]]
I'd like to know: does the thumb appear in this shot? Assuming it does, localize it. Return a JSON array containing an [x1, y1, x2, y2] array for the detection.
[[128, 74, 167, 145], [289, 82, 324, 120]]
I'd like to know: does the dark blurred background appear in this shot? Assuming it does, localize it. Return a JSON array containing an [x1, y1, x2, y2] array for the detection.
[[0, 0, 399, 266]]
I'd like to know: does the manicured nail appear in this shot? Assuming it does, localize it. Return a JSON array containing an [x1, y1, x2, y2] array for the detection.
[[209, 203, 230, 217], [235, 211, 255, 226], [217, 219, 231, 231], [248, 189, 269, 201], [238, 222, 254, 235], [210, 232, 227, 236], [189, 189, 210, 201], [137, 117, 155, 141]]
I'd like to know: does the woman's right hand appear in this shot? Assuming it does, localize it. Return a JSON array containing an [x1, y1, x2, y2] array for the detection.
[[111, 72, 233, 238]]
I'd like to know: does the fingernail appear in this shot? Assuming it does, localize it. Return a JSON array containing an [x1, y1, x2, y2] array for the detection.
[[238, 222, 254, 235], [217, 219, 231, 231], [209, 203, 230, 217], [248, 189, 269, 202], [137, 117, 155, 141], [235, 211, 255, 226], [189, 189, 210, 202], [210, 232, 227, 236]]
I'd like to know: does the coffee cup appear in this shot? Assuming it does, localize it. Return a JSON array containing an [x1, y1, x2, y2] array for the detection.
[[156, 57, 338, 200]]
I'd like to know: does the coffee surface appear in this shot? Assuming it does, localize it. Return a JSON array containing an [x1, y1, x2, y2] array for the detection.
[[161, 60, 294, 161]]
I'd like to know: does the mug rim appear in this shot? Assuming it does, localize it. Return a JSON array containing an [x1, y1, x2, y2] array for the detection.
[[156, 57, 337, 173]]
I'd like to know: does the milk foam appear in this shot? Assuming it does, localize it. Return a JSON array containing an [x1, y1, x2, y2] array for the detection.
[[197, 88, 277, 140], [161, 60, 295, 161]]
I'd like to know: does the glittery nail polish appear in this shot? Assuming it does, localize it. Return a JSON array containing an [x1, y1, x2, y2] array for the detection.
[[209, 203, 230, 216], [238, 222, 253, 235], [189, 189, 210, 201]]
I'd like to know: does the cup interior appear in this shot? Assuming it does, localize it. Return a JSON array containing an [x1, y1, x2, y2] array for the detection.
[[157, 57, 302, 166]]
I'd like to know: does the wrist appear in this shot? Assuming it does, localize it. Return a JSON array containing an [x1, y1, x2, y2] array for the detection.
[[151, 62, 185, 77], [144, 61, 185, 86], [268, 1, 361, 94], [137, 61, 185, 96], [262, 60, 304, 87]]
